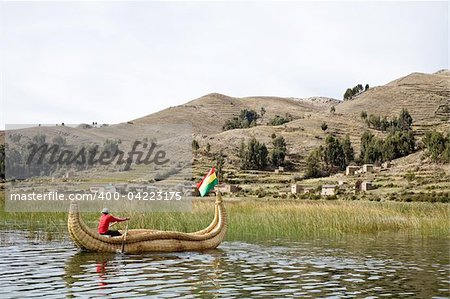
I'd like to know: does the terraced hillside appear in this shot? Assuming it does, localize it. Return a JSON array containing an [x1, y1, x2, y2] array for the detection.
[[336, 71, 450, 134], [133, 93, 335, 135], [1, 70, 449, 191]]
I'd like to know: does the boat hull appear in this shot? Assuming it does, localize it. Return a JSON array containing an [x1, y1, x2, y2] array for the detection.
[[67, 196, 227, 253]]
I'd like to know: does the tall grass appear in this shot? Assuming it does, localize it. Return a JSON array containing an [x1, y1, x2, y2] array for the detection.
[[225, 200, 449, 240], [1, 193, 449, 240]]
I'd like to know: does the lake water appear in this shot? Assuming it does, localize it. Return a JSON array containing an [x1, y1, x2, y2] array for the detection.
[[0, 231, 448, 298]]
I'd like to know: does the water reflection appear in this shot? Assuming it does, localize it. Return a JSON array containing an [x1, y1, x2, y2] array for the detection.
[[0, 230, 448, 298], [64, 252, 115, 292], [64, 249, 226, 298]]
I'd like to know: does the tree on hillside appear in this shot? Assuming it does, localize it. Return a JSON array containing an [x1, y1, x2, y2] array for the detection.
[[241, 109, 259, 127], [382, 134, 397, 162], [355, 84, 363, 94], [192, 139, 199, 152], [305, 147, 326, 178], [367, 114, 380, 129], [342, 134, 355, 165], [445, 138, 450, 162], [270, 136, 287, 167], [324, 135, 346, 171], [330, 106, 336, 114], [343, 83, 368, 100], [360, 110, 368, 120], [360, 130, 415, 163], [344, 88, 353, 100], [395, 130, 415, 156], [380, 116, 390, 131], [214, 150, 225, 181], [223, 109, 260, 131], [365, 137, 384, 163], [305, 135, 354, 178], [321, 122, 328, 131], [239, 138, 268, 170], [360, 131, 375, 163], [363, 109, 413, 132], [365, 84, 370, 91], [422, 130, 450, 162], [398, 108, 413, 131], [268, 113, 293, 126], [260, 107, 266, 118]]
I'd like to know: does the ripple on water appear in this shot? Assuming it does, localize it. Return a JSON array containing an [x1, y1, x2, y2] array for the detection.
[[0, 230, 449, 298]]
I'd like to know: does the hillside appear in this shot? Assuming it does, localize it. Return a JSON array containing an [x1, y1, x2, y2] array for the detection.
[[4, 69, 447, 147], [1, 70, 449, 200], [133, 71, 449, 165], [336, 71, 450, 134], [133, 93, 334, 135]]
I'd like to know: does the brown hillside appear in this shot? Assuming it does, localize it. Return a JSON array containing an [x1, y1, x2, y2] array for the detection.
[[336, 71, 450, 133], [204, 111, 368, 165], [3, 70, 448, 183], [133, 93, 334, 135]]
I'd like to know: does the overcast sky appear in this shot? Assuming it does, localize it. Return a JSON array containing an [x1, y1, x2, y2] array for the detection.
[[0, 1, 448, 129]]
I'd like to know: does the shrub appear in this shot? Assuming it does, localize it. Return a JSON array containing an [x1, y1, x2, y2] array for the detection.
[[360, 111, 367, 120], [330, 106, 336, 114], [364, 109, 413, 132], [192, 140, 199, 151], [422, 130, 450, 163], [268, 113, 293, 126], [223, 109, 259, 131]]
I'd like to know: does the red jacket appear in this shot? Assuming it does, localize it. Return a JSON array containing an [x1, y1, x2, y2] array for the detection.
[[98, 214, 127, 234]]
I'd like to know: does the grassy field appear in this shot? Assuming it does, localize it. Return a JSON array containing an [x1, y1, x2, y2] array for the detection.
[[1, 192, 448, 241]]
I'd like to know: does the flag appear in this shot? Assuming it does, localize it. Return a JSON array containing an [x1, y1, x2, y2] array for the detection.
[[197, 167, 218, 197]]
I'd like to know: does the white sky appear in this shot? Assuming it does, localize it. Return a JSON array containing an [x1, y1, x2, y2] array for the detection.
[[0, 1, 448, 129]]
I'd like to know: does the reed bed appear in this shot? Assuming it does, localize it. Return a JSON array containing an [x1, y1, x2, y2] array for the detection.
[[1, 193, 448, 240]]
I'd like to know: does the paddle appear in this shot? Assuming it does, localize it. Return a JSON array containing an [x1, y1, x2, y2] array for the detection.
[[109, 221, 118, 228], [120, 220, 129, 254]]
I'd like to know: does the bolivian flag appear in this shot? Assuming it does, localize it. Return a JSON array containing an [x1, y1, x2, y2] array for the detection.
[[197, 167, 218, 197]]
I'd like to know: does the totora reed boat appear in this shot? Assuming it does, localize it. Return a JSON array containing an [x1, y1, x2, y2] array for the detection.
[[68, 194, 227, 253]]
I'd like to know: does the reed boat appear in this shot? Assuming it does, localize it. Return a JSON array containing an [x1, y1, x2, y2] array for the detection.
[[67, 194, 227, 253]]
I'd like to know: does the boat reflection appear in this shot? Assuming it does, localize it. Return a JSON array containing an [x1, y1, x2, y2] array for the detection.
[[64, 249, 225, 297]]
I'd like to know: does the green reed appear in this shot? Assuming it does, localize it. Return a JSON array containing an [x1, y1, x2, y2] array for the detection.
[[1, 193, 448, 240]]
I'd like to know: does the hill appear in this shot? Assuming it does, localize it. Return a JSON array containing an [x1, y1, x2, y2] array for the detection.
[[131, 71, 449, 166], [336, 71, 450, 134], [133, 93, 335, 135], [1, 70, 449, 201]]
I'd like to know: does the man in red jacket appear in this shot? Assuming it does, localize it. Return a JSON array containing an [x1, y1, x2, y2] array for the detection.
[[98, 208, 129, 237]]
